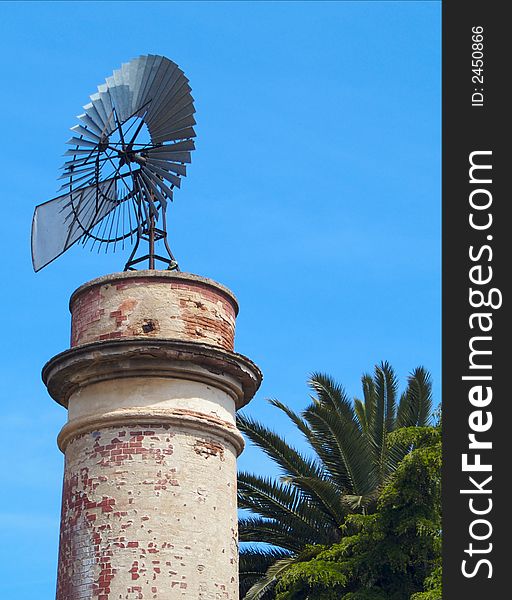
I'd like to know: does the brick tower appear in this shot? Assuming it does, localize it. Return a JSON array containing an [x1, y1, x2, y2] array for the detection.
[[43, 271, 262, 599]]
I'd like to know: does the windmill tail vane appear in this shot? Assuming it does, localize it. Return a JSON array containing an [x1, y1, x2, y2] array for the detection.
[[31, 54, 196, 273]]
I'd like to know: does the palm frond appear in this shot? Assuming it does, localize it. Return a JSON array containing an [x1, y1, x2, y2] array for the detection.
[[238, 473, 331, 540], [243, 556, 296, 600], [361, 373, 376, 423], [360, 373, 379, 466], [237, 412, 325, 483], [354, 397, 368, 433], [239, 547, 293, 600], [268, 398, 350, 520], [303, 401, 376, 496], [239, 546, 293, 572], [308, 373, 374, 494], [308, 372, 355, 422], [270, 396, 360, 495], [373, 361, 398, 479], [283, 475, 346, 528], [268, 398, 314, 444], [411, 367, 433, 426], [381, 361, 399, 433], [397, 367, 433, 428], [238, 516, 319, 552]]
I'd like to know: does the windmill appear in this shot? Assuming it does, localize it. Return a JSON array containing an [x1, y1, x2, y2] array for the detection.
[[31, 54, 196, 272]]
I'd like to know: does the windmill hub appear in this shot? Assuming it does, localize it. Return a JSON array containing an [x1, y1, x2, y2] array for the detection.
[[97, 136, 109, 152], [117, 148, 146, 166]]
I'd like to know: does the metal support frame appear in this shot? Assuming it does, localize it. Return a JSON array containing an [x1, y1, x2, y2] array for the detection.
[[124, 217, 179, 271]]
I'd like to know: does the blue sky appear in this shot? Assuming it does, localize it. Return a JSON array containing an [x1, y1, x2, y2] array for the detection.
[[0, 2, 440, 597]]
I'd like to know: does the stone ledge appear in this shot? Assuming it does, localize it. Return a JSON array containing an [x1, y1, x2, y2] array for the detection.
[[43, 338, 262, 410], [57, 408, 245, 455]]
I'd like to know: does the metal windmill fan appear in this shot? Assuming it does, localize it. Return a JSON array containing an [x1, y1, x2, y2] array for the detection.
[[31, 54, 196, 272]]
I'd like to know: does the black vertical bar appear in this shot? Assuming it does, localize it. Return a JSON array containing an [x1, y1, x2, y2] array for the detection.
[[443, 2, 508, 598], [148, 215, 156, 269]]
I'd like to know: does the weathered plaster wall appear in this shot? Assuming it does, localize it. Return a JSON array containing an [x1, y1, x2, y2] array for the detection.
[[57, 424, 238, 600], [70, 272, 238, 351], [67, 378, 236, 426]]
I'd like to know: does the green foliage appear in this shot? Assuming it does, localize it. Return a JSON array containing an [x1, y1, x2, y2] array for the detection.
[[273, 426, 441, 599], [238, 363, 436, 599], [410, 565, 442, 600]]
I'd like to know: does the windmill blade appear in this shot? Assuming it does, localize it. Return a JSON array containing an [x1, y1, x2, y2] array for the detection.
[[32, 178, 119, 271], [153, 126, 196, 143], [64, 147, 100, 157], [61, 154, 110, 170], [97, 84, 115, 129], [141, 167, 175, 200], [149, 139, 195, 153], [160, 89, 195, 124], [58, 171, 96, 190], [163, 102, 196, 126], [66, 136, 98, 149], [131, 55, 160, 116], [82, 102, 107, 134], [119, 59, 139, 114], [88, 94, 111, 133], [77, 112, 104, 136], [136, 55, 166, 112], [151, 115, 197, 144], [123, 56, 148, 116], [135, 172, 159, 217], [144, 162, 181, 188], [150, 104, 196, 140], [143, 61, 180, 122], [107, 70, 132, 122], [126, 55, 153, 116], [146, 150, 192, 163], [60, 160, 98, 174], [147, 84, 193, 131], [70, 124, 102, 142], [143, 158, 186, 176], [104, 75, 125, 122], [145, 70, 190, 126], [58, 165, 96, 180], [144, 68, 187, 126], [140, 171, 168, 209]]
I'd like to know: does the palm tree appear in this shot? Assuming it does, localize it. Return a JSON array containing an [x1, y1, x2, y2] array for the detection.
[[237, 361, 433, 599]]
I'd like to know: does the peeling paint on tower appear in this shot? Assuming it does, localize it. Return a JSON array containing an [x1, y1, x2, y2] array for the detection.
[[43, 271, 262, 599]]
